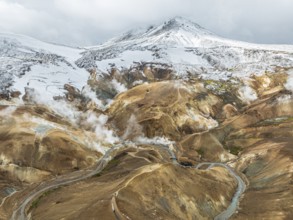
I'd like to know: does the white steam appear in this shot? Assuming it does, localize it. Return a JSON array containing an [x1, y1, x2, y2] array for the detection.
[[25, 88, 80, 124], [132, 80, 144, 86], [84, 111, 119, 145], [0, 106, 17, 117], [121, 114, 174, 146], [285, 74, 293, 91], [122, 114, 143, 140], [81, 85, 105, 109], [25, 89, 119, 153], [111, 79, 127, 94], [135, 136, 174, 146]]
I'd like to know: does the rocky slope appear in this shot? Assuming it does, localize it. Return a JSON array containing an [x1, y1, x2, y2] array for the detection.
[[3, 78, 291, 220]]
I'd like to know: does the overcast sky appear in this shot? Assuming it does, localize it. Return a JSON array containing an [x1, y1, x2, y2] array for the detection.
[[0, 0, 293, 46]]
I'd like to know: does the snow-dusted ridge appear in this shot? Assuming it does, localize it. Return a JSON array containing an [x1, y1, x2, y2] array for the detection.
[[1, 17, 293, 100], [0, 32, 89, 99], [90, 17, 293, 51], [100, 17, 215, 47], [77, 17, 293, 78]]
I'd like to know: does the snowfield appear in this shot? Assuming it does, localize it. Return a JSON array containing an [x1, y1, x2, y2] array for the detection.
[[0, 32, 89, 98]]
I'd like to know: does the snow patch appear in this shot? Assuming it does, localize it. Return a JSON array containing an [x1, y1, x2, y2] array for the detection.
[[96, 50, 154, 73], [238, 85, 258, 103], [276, 94, 293, 104], [285, 74, 293, 91]]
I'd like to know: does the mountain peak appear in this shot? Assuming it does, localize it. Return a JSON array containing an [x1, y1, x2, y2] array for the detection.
[[106, 17, 214, 47], [166, 16, 190, 25], [158, 16, 212, 35], [164, 16, 197, 27]]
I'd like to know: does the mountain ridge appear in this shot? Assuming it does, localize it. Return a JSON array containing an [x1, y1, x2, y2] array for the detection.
[[102, 16, 214, 47], [94, 16, 293, 50], [77, 17, 293, 78], [1, 17, 293, 100]]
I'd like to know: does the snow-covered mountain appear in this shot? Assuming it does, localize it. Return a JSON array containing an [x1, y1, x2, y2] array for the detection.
[[78, 17, 293, 78], [0, 33, 88, 99], [1, 17, 293, 100]]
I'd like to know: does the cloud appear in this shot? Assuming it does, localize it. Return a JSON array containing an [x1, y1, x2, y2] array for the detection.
[[0, 0, 293, 46]]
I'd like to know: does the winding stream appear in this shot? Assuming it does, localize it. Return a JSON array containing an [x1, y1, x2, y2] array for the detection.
[[161, 145, 246, 220], [196, 163, 246, 220], [11, 143, 126, 220], [10, 143, 245, 220]]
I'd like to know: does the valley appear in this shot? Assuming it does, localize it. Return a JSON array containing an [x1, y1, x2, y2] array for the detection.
[[0, 17, 292, 220]]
